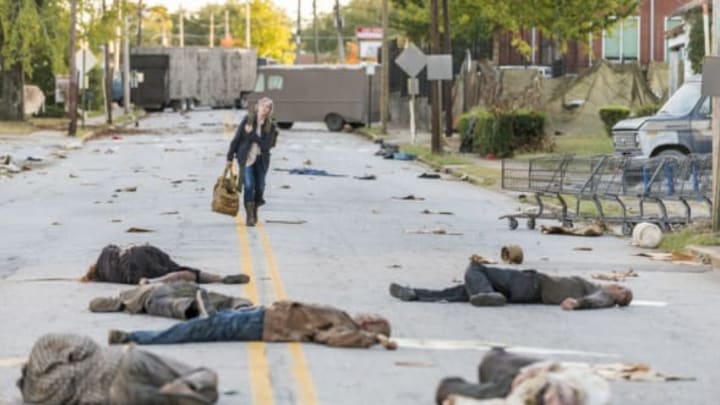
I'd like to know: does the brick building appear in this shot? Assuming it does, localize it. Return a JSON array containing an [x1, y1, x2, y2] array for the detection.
[[496, 0, 692, 74]]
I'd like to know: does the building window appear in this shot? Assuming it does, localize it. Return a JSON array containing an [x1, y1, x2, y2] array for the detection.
[[665, 17, 683, 62], [603, 17, 640, 62]]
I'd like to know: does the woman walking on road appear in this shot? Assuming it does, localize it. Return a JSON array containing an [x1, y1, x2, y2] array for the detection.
[[226, 97, 278, 226]]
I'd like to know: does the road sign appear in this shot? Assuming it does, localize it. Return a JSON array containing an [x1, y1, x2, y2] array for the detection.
[[427, 54, 453, 80], [356, 27, 383, 40], [702, 56, 720, 96], [395, 43, 426, 78], [75, 49, 98, 89]]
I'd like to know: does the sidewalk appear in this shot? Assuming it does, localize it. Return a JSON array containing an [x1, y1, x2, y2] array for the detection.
[[354, 126, 502, 188], [356, 125, 720, 269], [0, 104, 137, 178]]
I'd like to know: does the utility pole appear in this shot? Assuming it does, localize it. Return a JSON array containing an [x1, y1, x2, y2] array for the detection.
[[224, 10, 229, 40], [123, 0, 131, 114], [430, 0, 441, 153], [442, 0, 452, 137], [179, 8, 184, 47], [68, 0, 78, 136], [380, 0, 389, 133], [712, 0, 720, 231], [296, 0, 301, 63], [103, 0, 112, 124], [136, 0, 143, 47], [210, 13, 214, 47], [334, 0, 345, 62], [313, 0, 318, 63], [246, 1, 251, 48]]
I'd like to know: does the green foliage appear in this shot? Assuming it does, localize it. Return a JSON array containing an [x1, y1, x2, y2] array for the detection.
[[391, 0, 640, 57], [459, 108, 547, 157], [598, 105, 631, 136], [634, 104, 660, 118], [688, 12, 705, 75]]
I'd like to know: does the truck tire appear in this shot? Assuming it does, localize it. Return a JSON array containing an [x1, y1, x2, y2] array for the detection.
[[324, 113, 345, 132], [277, 122, 293, 129], [655, 148, 687, 160]]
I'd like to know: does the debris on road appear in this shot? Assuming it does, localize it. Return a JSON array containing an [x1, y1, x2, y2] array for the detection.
[[51, 151, 67, 159], [501, 245, 524, 264], [276, 167, 347, 177], [374, 140, 399, 157], [26, 156, 43, 162], [265, 219, 307, 225], [631, 222, 663, 249], [387, 264, 402, 269], [303, 159, 313, 166], [51, 221, 61, 226], [115, 186, 137, 192], [160, 211, 179, 215], [385, 152, 416, 161], [280, 185, 291, 189], [541, 222, 604, 237], [573, 246, 593, 251], [633, 251, 704, 265], [418, 172, 441, 179], [354, 174, 377, 180], [421, 209, 453, 215], [405, 228, 463, 235], [591, 269, 638, 282], [394, 361, 435, 368], [579, 362, 695, 382], [392, 194, 425, 201], [109, 219, 123, 223], [69, 173, 79, 178], [126, 227, 155, 233]]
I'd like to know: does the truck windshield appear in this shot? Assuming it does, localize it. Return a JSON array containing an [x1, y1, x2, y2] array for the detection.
[[658, 82, 700, 116]]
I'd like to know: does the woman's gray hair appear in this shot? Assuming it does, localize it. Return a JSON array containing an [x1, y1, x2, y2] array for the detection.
[[257, 97, 273, 114]]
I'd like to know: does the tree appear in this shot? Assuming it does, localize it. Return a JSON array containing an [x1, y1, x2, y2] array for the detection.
[[688, 11, 705, 74], [391, 0, 640, 58], [0, 0, 67, 120]]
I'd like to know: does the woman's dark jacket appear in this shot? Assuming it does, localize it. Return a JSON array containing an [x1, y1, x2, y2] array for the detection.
[[226, 114, 279, 172]]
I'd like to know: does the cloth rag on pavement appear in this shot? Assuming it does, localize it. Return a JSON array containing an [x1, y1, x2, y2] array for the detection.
[[591, 269, 638, 282], [276, 168, 347, 177], [540, 223, 604, 237]]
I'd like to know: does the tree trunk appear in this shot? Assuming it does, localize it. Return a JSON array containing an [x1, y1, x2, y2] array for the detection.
[[0, 60, 25, 121]]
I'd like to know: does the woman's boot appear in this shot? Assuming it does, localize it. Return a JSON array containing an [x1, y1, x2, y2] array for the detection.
[[244, 202, 256, 226]]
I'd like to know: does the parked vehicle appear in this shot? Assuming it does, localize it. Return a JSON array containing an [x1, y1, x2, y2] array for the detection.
[[130, 47, 257, 111], [613, 75, 710, 158], [246, 64, 380, 131]]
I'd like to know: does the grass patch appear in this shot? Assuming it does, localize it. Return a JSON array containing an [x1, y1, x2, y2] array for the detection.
[[365, 127, 386, 137], [517, 134, 614, 159], [401, 144, 471, 166], [461, 165, 501, 189], [660, 221, 720, 252], [0, 121, 34, 134]]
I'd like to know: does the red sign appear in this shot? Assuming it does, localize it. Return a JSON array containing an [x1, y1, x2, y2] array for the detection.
[[356, 27, 383, 40]]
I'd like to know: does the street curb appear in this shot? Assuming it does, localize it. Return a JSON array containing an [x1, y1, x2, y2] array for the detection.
[[354, 127, 490, 188], [80, 110, 148, 145], [686, 245, 720, 268]]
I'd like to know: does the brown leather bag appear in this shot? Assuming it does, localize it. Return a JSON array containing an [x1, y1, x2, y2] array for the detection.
[[211, 167, 239, 216]]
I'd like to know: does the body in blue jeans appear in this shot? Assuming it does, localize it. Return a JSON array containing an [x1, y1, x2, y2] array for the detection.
[[128, 307, 265, 345], [243, 161, 267, 204]]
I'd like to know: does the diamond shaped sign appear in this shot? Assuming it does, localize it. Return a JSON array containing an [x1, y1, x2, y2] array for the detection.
[[395, 43, 426, 78]]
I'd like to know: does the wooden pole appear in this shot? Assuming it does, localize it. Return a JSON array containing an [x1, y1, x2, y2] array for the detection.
[[380, 0, 389, 133], [430, 0, 441, 153], [712, 0, 720, 231], [442, 0, 452, 137], [68, 0, 78, 136]]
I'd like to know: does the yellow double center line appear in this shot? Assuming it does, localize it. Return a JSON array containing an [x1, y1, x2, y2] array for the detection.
[[234, 212, 318, 404]]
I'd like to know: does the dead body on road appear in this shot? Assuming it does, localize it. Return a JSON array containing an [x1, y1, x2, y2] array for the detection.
[[435, 347, 610, 405], [389, 261, 633, 310], [81, 244, 250, 285], [108, 300, 397, 350], [18, 333, 218, 404], [89, 281, 253, 320]]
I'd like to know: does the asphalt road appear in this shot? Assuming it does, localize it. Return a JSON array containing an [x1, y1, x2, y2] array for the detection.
[[1, 109, 719, 404]]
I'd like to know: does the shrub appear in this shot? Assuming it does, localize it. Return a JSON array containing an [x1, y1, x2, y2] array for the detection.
[[634, 104, 660, 118], [598, 105, 631, 136], [459, 108, 546, 157]]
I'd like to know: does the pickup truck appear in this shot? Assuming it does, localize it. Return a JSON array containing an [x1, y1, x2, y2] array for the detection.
[[612, 75, 710, 159]]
